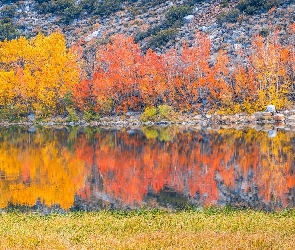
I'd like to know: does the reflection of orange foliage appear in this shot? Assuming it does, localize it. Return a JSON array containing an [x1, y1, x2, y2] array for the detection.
[[76, 128, 295, 208], [0, 129, 87, 209]]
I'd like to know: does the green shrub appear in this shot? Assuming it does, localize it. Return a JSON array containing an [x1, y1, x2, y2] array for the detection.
[[237, 0, 280, 14], [165, 5, 193, 27], [60, 5, 82, 24], [36, 0, 76, 14], [0, 18, 19, 41], [66, 107, 79, 122], [63, 91, 74, 107], [141, 105, 176, 122], [221, 0, 229, 8], [134, 24, 164, 43], [146, 28, 178, 50], [0, 104, 25, 121], [217, 9, 240, 23], [260, 28, 270, 37], [158, 104, 174, 120], [0, 4, 17, 18], [94, 0, 123, 16], [218, 0, 281, 24], [83, 109, 100, 122], [140, 106, 157, 122], [136, 3, 195, 48], [184, 0, 205, 6], [140, 0, 168, 7]]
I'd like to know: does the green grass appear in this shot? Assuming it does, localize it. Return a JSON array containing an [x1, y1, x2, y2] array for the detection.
[[0, 209, 295, 249]]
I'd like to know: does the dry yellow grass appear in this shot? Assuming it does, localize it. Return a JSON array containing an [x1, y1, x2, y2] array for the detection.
[[0, 209, 294, 249]]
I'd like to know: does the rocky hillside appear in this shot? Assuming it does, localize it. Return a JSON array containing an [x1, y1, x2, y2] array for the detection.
[[0, 0, 294, 56]]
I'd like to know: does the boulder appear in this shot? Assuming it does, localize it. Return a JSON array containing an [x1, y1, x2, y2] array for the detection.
[[193, 115, 202, 120], [265, 105, 276, 113], [247, 115, 256, 122], [184, 15, 194, 22], [287, 115, 295, 121], [27, 113, 36, 122], [261, 112, 272, 117], [254, 112, 262, 119], [274, 114, 285, 122], [229, 116, 238, 123]]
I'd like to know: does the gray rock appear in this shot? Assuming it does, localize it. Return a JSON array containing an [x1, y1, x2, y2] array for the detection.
[[184, 15, 194, 22], [265, 105, 276, 113], [126, 111, 139, 116], [254, 112, 262, 119], [287, 115, 295, 121], [261, 112, 272, 117], [247, 115, 256, 123], [28, 113, 36, 122], [274, 114, 285, 122]]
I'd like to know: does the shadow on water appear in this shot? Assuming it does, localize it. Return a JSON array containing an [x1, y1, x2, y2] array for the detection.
[[0, 125, 295, 212]]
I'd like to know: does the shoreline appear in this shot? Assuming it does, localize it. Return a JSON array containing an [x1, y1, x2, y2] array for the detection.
[[1, 111, 295, 131]]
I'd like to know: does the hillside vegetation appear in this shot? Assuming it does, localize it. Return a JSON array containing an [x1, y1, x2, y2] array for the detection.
[[0, 0, 292, 52]]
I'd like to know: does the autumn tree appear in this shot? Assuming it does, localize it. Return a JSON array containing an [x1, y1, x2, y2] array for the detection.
[[91, 34, 144, 113], [0, 32, 80, 118], [228, 32, 292, 114]]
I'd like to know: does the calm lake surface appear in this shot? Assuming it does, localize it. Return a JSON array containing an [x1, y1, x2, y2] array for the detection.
[[0, 126, 295, 212]]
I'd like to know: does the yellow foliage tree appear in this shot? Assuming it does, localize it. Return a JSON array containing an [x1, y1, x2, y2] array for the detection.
[[0, 32, 80, 117]]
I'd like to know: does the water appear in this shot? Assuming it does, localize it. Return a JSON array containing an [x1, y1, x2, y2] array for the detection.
[[0, 125, 295, 212]]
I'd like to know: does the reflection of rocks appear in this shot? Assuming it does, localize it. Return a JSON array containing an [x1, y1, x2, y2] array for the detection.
[[28, 126, 36, 133], [287, 115, 295, 121], [287, 187, 295, 208], [274, 114, 285, 123], [144, 186, 193, 209], [268, 130, 277, 138], [3, 200, 66, 214], [71, 194, 119, 212], [216, 172, 284, 211]]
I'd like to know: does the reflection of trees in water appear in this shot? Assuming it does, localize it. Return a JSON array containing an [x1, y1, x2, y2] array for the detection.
[[0, 126, 295, 210], [77, 127, 295, 210], [0, 127, 87, 209]]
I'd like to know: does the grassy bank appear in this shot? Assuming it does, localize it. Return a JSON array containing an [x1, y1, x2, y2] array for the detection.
[[0, 209, 295, 249]]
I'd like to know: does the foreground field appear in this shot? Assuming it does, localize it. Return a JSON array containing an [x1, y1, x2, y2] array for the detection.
[[0, 209, 294, 249]]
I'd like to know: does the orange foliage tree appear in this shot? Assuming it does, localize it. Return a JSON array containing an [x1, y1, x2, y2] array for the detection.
[[74, 33, 232, 114]]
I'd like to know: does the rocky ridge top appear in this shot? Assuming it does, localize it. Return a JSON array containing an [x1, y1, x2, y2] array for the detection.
[[1, 0, 294, 56]]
